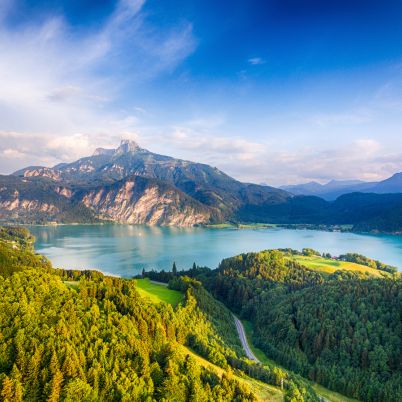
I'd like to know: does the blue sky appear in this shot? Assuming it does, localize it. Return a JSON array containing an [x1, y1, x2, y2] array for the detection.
[[1, 0, 402, 185]]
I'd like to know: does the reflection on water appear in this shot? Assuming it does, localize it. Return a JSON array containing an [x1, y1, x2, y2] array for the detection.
[[29, 224, 402, 277]]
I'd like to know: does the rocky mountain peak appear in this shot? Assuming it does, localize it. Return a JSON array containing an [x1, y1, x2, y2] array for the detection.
[[116, 139, 143, 154], [93, 147, 115, 156], [92, 140, 144, 157]]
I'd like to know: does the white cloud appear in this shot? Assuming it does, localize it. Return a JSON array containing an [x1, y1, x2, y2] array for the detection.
[[257, 139, 398, 185], [2, 118, 402, 186], [0, 0, 196, 171], [2, 148, 26, 159], [2, 2, 402, 187], [248, 57, 265, 65], [0, 129, 141, 173], [47, 85, 83, 102], [147, 128, 402, 186]]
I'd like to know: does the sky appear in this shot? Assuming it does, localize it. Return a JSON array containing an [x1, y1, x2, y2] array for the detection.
[[2, 0, 402, 185]]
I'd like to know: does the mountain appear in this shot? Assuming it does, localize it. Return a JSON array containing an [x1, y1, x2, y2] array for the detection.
[[77, 175, 216, 226], [14, 140, 289, 213], [281, 180, 329, 195], [235, 191, 402, 232], [5, 140, 402, 231], [0, 173, 215, 226], [0, 175, 98, 224], [282, 174, 402, 200], [281, 179, 373, 200], [8, 140, 289, 225], [366, 172, 402, 193]]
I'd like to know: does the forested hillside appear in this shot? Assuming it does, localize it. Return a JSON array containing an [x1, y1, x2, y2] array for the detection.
[[146, 249, 402, 402], [211, 252, 402, 402], [0, 227, 318, 401]]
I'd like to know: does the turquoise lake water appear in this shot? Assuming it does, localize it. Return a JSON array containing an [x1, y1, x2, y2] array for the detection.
[[29, 225, 402, 277]]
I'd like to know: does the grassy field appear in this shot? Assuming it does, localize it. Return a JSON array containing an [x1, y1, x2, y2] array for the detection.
[[241, 319, 360, 402], [180, 345, 284, 402], [135, 278, 184, 306], [291, 255, 387, 278]]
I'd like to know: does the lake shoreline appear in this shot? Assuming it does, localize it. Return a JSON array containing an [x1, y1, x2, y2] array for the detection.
[[205, 222, 402, 236], [3, 218, 402, 237], [29, 224, 402, 275]]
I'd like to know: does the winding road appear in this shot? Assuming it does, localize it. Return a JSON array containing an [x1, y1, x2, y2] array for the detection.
[[150, 280, 168, 287], [233, 316, 330, 402], [232, 314, 260, 362]]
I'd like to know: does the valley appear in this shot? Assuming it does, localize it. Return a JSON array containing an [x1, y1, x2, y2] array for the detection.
[[133, 278, 361, 402], [3, 2, 402, 401], [1, 224, 401, 401]]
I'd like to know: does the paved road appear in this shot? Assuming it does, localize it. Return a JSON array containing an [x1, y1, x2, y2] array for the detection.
[[232, 314, 260, 362], [232, 315, 331, 401], [150, 280, 168, 287]]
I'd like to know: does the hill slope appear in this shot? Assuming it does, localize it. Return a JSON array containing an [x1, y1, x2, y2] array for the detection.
[[0, 227, 319, 401], [0, 175, 97, 224], [150, 249, 402, 402]]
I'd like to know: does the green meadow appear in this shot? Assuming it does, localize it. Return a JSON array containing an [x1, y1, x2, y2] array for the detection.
[[291, 255, 388, 277], [134, 278, 184, 306]]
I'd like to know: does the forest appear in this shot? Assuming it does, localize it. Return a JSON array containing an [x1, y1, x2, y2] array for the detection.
[[145, 249, 402, 402], [0, 227, 317, 401]]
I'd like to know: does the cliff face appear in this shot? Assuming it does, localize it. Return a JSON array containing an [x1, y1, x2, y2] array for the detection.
[[78, 177, 213, 226], [0, 174, 214, 226], [0, 193, 59, 214], [15, 167, 62, 181]]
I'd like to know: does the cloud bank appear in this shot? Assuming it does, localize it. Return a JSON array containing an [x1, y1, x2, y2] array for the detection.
[[1, 0, 402, 186], [0, 0, 195, 165]]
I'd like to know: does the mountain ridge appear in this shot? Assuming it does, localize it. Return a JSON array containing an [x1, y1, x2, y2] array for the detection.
[[281, 174, 402, 200], [3, 139, 402, 232], [7, 140, 289, 225]]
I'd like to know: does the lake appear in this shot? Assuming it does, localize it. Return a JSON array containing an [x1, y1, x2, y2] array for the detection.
[[29, 224, 402, 277]]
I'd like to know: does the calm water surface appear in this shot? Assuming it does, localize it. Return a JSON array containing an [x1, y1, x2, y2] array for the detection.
[[29, 225, 402, 277]]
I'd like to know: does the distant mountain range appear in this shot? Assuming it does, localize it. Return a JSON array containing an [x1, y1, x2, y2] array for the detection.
[[281, 174, 402, 200], [2, 139, 402, 232]]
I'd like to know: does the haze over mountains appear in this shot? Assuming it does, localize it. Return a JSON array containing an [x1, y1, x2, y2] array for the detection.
[[281, 174, 402, 200], [2, 139, 402, 232]]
